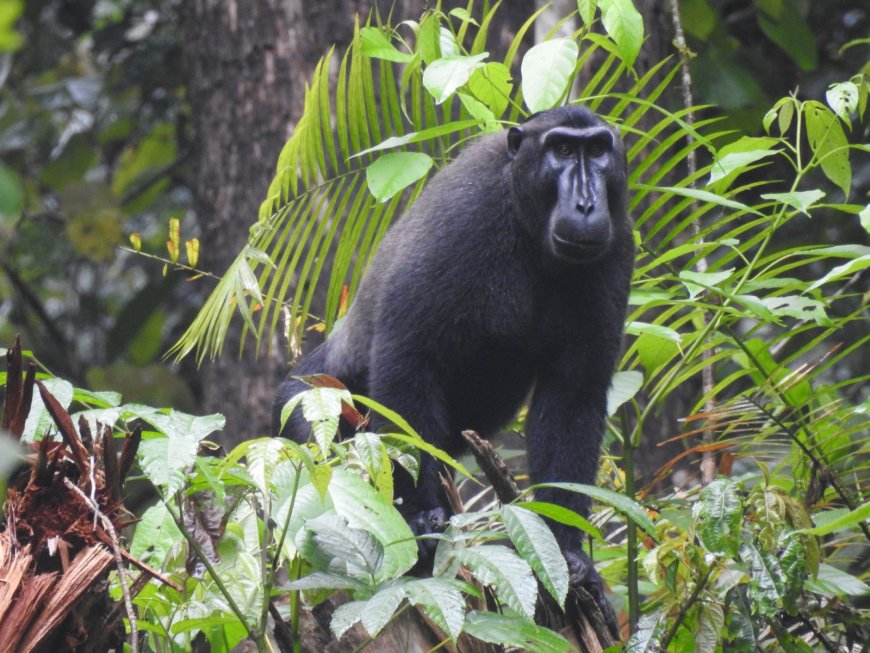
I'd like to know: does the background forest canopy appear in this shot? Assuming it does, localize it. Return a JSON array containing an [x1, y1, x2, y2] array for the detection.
[[0, 0, 869, 652]]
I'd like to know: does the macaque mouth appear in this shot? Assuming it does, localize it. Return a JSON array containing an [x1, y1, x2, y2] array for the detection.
[[551, 232, 607, 259]]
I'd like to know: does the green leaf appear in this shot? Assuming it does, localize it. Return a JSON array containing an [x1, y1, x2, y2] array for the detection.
[[467, 62, 513, 118], [755, 0, 817, 71], [625, 610, 668, 653], [826, 81, 859, 122], [708, 136, 778, 185], [804, 101, 851, 198], [807, 254, 870, 291], [458, 545, 537, 618], [0, 162, 23, 217], [518, 501, 603, 540], [360, 583, 406, 636], [360, 26, 414, 62], [541, 482, 656, 535], [300, 513, 385, 579], [331, 600, 368, 639], [328, 469, 418, 579], [761, 189, 826, 216], [637, 183, 763, 216], [404, 578, 466, 640], [694, 478, 743, 557], [598, 0, 644, 69], [417, 13, 441, 64], [577, 0, 598, 27], [355, 120, 480, 158], [246, 438, 285, 497], [521, 39, 579, 113], [301, 386, 346, 454], [679, 268, 735, 300], [502, 505, 569, 607], [366, 151, 434, 202], [694, 601, 725, 653], [129, 503, 183, 564], [741, 540, 786, 618], [138, 437, 198, 496], [803, 501, 870, 537], [606, 370, 643, 416], [859, 204, 870, 234], [463, 611, 573, 653], [806, 563, 870, 597], [23, 378, 74, 442], [423, 53, 489, 104]]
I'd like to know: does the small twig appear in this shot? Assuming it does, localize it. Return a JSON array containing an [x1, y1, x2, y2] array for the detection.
[[659, 566, 715, 649], [668, 0, 718, 485], [65, 478, 138, 653]]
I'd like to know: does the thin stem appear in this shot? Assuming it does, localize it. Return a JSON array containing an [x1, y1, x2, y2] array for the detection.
[[659, 566, 715, 649]]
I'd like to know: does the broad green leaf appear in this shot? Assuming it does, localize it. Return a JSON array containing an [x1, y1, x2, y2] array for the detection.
[[521, 39, 579, 113], [127, 407, 226, 442], [0, 162, 23, 217], [138, 434, 199, 496], [606, 370, 643, 416], [598, 0, 644, 69], [694, 478, 743, 557], [300, 513, 385, 579], [129, 503, 183, 564], [328, 469, 417, 579], [806, 563, 870, 597], [725, 588, 758, 653], [807, 254, 870, 291], [417, 14, 441, 64], [458, 93, 498, 130], [467, 62, 513, 118], [330, 600, 367, 639], [502, 505, 569, 607], [423, 52, 488, 104], [695, 601, 724, 653], [679, 268, 734, 300], [360, 583, 406, 636], [301, 386, 346, 453], [246, 438, 286, 497], [404, 578, 466, 641], [826, 81, 859, 122], [625, 610, 668, 653], [518, 501, 603, 540], [463, 611, 573, 653], [22, 378, 74, 442], [366, 151, 434, 202], [860, 204, 870, 234], [803, 502, 870, 537], [541, 482, 656, 535], [286, 571, 367, 592], [360, 26, 414, 62], [625, 321, 682, 344], [778, 532, 807, 612], [635, 330, 680, 375], [458, 545, 537, 618], [804, 101, 850, 198], [577, 0, 598, 27], [756, 0, 817, 71], [708, 136, 778, 184], [741, 540, 786, 618], [761, 189, 825, 216]]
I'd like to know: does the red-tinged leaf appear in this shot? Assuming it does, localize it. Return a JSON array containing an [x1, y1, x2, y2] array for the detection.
[[36, 380, 89, 474]]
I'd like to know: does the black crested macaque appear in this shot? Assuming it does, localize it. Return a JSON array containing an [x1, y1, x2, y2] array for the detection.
[[274, 105, 634, 628]]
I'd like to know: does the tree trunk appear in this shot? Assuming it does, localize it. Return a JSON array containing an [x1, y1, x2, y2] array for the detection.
[[180, 0, 362, 445]]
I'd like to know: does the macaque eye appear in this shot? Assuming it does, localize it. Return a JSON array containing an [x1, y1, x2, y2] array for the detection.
[[555, 142, 574, 158], [587, 140, 608, 158]]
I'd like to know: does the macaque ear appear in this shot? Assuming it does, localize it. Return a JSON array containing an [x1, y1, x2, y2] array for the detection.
[[507, 127, 524, 158]]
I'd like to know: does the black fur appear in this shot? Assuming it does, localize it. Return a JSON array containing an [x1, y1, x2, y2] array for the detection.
[[274, 106, 633, 627]]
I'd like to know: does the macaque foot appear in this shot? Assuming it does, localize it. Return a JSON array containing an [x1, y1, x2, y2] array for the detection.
[[564, 548, 620, 639]]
